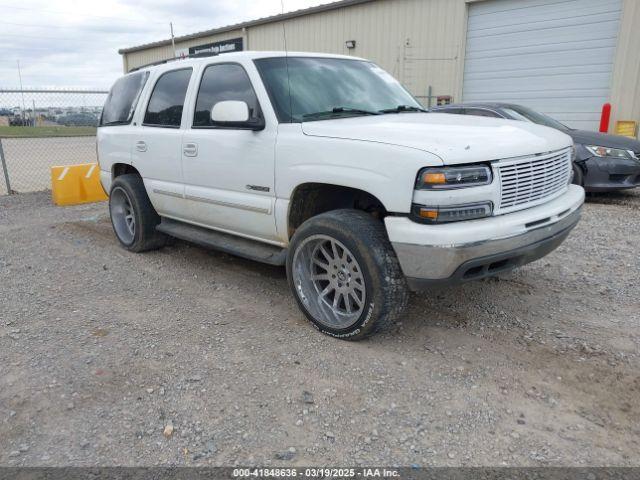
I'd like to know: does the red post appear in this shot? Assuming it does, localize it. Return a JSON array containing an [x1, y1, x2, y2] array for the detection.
[[599, 103, 612, 133]]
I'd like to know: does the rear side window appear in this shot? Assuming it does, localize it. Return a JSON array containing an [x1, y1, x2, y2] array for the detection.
[[193, 63, 261, 127], [100, 71, 149, 126], [143, 68, 192, 128]]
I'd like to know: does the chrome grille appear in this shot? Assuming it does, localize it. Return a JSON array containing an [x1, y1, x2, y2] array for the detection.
[[497, 148, 572, 213]]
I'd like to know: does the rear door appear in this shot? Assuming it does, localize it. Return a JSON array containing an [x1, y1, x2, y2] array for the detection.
[[130, 67, 194, 218], [97, 71, 149, 189]]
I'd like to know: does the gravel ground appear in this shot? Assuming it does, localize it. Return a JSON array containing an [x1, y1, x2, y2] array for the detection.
[[0, 189, 639, 467]]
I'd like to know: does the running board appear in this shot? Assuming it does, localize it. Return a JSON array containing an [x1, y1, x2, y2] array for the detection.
[[156, 218, 287, 266]]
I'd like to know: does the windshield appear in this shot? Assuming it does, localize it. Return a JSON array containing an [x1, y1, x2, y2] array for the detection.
[[502, 105, 569, 131], [254, 57, 422, 122]]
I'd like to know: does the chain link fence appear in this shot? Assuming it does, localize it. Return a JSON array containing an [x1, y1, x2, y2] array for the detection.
[[0, 88, 108, 195]]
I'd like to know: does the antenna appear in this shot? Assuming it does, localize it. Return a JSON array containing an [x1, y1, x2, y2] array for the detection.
[[281, 0, 293, 122], [170, 22, 176, 58], [16, 60, 27, 123]]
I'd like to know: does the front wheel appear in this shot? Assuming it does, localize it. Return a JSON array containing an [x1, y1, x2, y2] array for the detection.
[[286, 209, 409, 340]]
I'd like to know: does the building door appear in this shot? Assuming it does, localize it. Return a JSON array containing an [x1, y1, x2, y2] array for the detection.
[[463, 0, 622, 131]]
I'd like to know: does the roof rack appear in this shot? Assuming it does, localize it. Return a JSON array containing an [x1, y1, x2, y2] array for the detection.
[[129, 51, 220, 72]]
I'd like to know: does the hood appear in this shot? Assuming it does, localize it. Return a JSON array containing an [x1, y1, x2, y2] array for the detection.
[[301, 113, 573, 164], [568, 129, 640, 151]]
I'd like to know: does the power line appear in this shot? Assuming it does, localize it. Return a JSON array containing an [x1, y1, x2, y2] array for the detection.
[[0, 28, 172, 42], [0, 20, 76, 29], [0, 32, 90, 41], [0, 3, 169, 24]]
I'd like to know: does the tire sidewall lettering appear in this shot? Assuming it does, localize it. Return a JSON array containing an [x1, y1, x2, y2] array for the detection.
[[320, 302, 375, 339]]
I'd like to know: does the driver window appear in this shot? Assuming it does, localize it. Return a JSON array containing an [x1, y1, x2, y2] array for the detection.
[[193, 63, 262, 128]]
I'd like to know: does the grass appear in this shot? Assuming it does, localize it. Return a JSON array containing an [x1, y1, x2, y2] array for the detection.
[[0, 126, 97, 138]]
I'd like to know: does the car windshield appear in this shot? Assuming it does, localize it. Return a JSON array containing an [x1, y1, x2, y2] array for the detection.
[[502, 105, 569, 131], [254, 57, 423, 122]]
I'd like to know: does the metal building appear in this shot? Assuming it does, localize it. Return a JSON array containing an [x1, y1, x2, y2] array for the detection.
[[119, 0, 640, 135]]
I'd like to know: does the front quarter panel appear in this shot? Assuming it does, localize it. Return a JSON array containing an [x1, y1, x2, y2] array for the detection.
[[275, 124, 443, 236]]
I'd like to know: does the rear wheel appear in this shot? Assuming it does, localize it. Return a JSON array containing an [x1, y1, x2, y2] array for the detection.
[[109, 174, 166, 252], [287, 209, 409, 340]]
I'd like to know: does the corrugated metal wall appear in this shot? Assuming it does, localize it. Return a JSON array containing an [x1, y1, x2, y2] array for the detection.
[[122, 0, 639, 135], [124, 0, 467, 105], [609, 0, 640, 136]]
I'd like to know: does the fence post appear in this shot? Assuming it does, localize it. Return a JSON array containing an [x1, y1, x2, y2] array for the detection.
[[0, 138, 11, 195]]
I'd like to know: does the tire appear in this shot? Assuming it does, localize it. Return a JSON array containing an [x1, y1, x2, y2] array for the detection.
[[286, 209, 409, 340], [108, 174, 167, 252], [572, 162, 584, 187]]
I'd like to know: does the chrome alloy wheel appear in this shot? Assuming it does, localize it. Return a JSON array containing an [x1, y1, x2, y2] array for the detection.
[[292, 235, 366, 329], [110, 186, 136, 245]]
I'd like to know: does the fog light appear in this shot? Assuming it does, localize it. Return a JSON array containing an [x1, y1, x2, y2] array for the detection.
[[412, 202, 493, 223]]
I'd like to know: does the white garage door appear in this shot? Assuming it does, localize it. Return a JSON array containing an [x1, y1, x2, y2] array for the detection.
[[463, 0, 622, 131]]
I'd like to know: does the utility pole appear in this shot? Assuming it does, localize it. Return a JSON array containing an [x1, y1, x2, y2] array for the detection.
[[17, 60, 27, 123], [170, 22, 176, 58]]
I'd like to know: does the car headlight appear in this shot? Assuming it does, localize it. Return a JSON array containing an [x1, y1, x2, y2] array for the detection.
[[415, 165, 492, 190], [585, 145, 636, 160], [412, 202, 493, 224]]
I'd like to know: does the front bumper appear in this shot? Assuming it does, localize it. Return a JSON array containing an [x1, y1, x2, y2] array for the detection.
[[582, 156, 640, 192], [385, 185, 584, 290]]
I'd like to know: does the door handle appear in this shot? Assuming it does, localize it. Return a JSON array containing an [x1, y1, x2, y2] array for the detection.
[[135, 141, 147, 152], [183, 143, 198, 157]]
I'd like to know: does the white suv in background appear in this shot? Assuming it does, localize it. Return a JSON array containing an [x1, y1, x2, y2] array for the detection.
[[98, 51, 584, 340]]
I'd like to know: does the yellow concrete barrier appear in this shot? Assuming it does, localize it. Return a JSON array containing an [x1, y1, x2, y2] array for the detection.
[[51, 163, 108, 206]]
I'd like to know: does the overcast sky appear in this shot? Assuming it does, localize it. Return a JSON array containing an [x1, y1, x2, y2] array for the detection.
[[0, 0, 329, 89]]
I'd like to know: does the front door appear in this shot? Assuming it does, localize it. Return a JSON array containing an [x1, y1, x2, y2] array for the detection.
[[181, 62, 278, 242]]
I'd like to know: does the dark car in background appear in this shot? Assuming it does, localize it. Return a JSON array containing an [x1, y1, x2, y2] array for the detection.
[[431, 103, 640, 193]]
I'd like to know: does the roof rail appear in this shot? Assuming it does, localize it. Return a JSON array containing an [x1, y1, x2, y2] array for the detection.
[[129, 51, 220, 72]]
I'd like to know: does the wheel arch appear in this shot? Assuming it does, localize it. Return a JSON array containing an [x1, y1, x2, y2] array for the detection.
[[112, 163, 141, 180], [286, 182, 388, 239]]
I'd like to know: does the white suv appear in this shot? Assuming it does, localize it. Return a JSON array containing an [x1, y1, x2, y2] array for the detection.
[[98, 51, 584, 340]]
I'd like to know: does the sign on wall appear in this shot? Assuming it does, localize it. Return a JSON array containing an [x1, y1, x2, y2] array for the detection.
[[175, 38, 244, 59], [188, 37, 243, 56]]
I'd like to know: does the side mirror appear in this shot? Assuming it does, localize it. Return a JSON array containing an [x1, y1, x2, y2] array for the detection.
[[209, 101, 265, 131], [211, 100, 249, 123]]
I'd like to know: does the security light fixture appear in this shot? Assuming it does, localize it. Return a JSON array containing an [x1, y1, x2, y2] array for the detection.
[[345, 40, 356, 49]]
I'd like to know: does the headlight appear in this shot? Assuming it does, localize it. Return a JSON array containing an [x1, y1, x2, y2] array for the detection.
[[412, 202, 493, 224], [585, 145, 636, 160], [416, 165, 492, 190]]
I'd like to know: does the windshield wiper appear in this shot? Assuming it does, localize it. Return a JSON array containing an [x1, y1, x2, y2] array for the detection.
[[302, 107, 381, 121], [379, 105, 427, 114]]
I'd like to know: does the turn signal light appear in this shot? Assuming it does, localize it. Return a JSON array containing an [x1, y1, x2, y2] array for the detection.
[[416, 165, 492, 190], [412, 202, 493, 224], [417, 208, 439, 220], [422, 172, 446, 185]]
